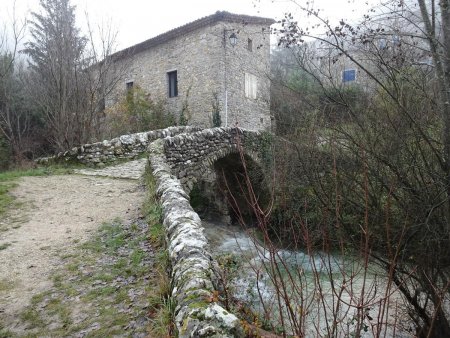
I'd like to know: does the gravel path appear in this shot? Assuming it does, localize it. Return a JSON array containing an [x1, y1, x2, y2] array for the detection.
[[73, 158, 147, 180], [0, 160, 148, 335]]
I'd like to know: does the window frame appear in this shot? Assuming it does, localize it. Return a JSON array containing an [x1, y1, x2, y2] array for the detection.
[[167, 70, 178, 98], [247, 38, 253, 52], [342, 69, 357, 83]]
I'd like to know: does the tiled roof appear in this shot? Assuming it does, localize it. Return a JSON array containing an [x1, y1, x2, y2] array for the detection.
[[112, 11, 274, 60]]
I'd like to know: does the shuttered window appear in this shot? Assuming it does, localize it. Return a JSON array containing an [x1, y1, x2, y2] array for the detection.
[[245, 72, 257, 99]]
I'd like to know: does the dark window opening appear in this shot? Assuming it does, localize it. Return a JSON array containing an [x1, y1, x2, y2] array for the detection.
[[248, 38, 253, 51], [168, 71, 178, 98], [98, 97, 106, 112]]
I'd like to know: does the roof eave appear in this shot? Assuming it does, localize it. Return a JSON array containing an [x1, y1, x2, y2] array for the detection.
[[111, 11, 274, 61]]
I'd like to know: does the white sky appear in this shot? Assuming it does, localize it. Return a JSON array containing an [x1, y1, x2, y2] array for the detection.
[[2, 0, 381, 51]]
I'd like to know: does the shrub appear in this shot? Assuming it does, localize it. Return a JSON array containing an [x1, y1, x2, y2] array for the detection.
[[102, 86, 175, 138]]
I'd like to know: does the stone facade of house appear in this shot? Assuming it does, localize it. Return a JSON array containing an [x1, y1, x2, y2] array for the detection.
[[107, 11, 274, 131]]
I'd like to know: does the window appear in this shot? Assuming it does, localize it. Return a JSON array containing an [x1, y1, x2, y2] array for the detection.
[[125, 81, 134, 101], [378, 38, 387, 50], [392, 34, 401, 46], [98, 97, 106, 112], [342, 69, 356, 83], [167, 70, 178, 98], [245, 72, 257, 99], [247, 38, 253, 52]]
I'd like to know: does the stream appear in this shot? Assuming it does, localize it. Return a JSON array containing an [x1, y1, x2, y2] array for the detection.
[[202, 220, 409, 337]]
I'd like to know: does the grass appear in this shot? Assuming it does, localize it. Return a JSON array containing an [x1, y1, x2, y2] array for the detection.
[[0, 182, 16, 219], [17, 216, 153, 336], [0, 279, 16, 293], [0, 326, 14, 338], [0, 243, 11, 251], [20, 308, 46, 329]]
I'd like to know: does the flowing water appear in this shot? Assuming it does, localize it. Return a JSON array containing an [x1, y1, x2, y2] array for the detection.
[[202, 220, 409, 337]]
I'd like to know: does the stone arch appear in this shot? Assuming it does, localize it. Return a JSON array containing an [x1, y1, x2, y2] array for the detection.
[[212, 152, 269, 225], [188, 146, 268, 225], [161, 127, 271, 222], [192, 145, 263, 192]]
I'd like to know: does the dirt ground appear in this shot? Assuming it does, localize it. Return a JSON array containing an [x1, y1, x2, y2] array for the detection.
[[0, 173, 145, 334]]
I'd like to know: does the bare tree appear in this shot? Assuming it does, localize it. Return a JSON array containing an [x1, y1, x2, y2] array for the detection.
[[0, 2, 31, 163], [82, 15, 132, 141], [266, 0, 450, 336]]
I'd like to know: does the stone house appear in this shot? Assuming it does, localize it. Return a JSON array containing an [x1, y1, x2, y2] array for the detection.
[[107, 11, 274, 131], [312, 6, 434, 91]]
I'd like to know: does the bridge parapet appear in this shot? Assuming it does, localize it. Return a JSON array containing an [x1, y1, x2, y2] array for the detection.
[[148, 139, 244, 337], [36, 126, 201, 167]]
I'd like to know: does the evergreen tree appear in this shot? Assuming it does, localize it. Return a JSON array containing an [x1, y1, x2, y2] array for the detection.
[[24, 0, 87, 151]]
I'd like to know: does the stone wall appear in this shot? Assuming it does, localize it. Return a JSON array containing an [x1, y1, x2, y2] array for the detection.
[[36, 126, 201, 167], [223, 22, 272, 131], [108, 12, 273, 131], [162, 127, 265, 193], [148, 139, 244, 337]]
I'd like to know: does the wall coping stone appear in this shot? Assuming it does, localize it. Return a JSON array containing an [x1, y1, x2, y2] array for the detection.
[[35, 126, 202, 166]]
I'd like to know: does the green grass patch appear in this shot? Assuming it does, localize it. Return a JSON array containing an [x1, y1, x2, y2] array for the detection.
[[0, 243, 11, 251], [114, 288, 130, 304], [83, 286, 116, 302], [0, 326, 14, 338], [65, 262, 80, 272], [0, 168, 50, 182], [131, 248, 145, 266], [0, 183, 16, 218], [52, 274, 63, 288], [0, 279, 16, 293], [113, 258, 127, 271], [30, 291, 51, 306], [19, 214, 156, 336], [20, 308, 46, 329]]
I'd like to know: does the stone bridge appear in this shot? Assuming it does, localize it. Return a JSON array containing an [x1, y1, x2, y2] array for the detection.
[[164, 127, 264, 191], [38, 126, 273, 337], [148, 127, 272, 337]]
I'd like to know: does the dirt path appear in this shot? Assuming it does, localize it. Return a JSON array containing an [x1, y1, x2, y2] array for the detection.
[[0, 161, 147, 335]]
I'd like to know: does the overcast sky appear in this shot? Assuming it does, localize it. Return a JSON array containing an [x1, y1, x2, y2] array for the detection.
[[2, 0, 380, 51]]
